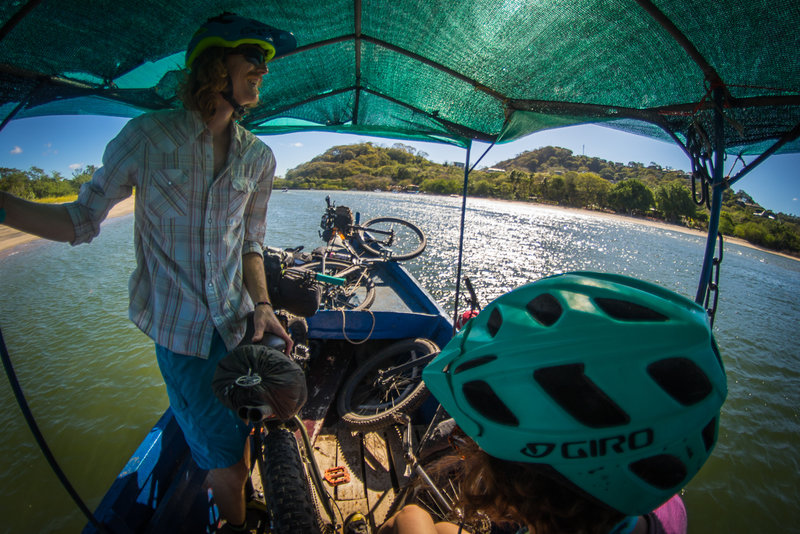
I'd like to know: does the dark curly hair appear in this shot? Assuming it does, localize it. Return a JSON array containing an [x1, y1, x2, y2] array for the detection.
[[427, 438, 626, 534]]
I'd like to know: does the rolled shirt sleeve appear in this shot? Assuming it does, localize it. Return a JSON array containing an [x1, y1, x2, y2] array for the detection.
[[65, 122, 138, 244]]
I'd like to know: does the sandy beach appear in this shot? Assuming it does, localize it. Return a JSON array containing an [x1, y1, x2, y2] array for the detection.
[[0, 197, 137, 253], [1, 194, 796, 261]]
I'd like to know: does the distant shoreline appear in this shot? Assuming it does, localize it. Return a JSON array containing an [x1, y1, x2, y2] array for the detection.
[[487, 197, 799, 262], [1, 194, 797, 262]]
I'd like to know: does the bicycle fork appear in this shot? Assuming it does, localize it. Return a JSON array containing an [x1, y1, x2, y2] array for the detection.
[[398, 414, 453, 515]]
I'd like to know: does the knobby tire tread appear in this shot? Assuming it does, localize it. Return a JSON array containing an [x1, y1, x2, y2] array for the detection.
[[337, 338, 438, 431], [262, 426, 323, 534]]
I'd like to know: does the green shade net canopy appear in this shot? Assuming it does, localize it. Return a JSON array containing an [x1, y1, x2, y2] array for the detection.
[[1, 0, 798, 157]]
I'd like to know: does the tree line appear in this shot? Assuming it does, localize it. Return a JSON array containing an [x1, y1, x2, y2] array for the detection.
[[281, 143, 800, 255], [0, 165, 97, 200]]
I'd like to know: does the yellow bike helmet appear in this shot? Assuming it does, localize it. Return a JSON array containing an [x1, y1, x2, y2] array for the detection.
[[186, 12, 296, 68]]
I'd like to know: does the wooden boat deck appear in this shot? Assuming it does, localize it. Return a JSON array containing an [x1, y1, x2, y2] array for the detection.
[[313, 424, 419, 529], [293, 334, 432, 530], [248, 422, 427, 532]]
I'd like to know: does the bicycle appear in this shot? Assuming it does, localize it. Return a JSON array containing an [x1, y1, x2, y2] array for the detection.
[[225, 279, 485, 533], [336, 337, 439, 431], [318, 196, 427, 262], [265, 198, 425, 313], [306, 197, 426, 311], [250, 415, 334, 533], [214, 331, 338, 534]]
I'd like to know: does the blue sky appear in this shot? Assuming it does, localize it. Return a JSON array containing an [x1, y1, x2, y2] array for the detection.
[[1, 114, 798, 215]]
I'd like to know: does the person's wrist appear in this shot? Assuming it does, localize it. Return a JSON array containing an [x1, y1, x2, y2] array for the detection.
[[255, 301, 273, 309]]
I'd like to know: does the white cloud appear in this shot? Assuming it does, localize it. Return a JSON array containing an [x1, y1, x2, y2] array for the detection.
[[793, 197, 798, 202], [291, 142, 303, 148], [69, 163, 83, 170], [10, 146, 22, 154]]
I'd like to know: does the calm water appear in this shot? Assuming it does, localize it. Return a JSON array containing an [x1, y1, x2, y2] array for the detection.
[[1, 190, 798, 533]]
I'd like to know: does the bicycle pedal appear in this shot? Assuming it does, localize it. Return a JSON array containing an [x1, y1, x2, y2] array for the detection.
[[324, 466, 350, 486]]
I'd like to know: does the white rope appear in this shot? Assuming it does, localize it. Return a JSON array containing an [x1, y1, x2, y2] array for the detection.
[[340, 308, 375, 345]]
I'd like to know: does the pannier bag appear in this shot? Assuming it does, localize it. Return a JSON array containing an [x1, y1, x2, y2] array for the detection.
[[263, 249, 322, 317], [334, 205, 354, 230], [320, 205, 355, 242]]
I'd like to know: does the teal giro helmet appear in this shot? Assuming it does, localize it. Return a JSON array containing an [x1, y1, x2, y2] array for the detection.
[[186, 12, 297, 68], [422, 272, 727, 516]]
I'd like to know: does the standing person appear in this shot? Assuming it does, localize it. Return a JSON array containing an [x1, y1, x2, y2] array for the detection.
[[353, 272, 727, 534], [0, 12, 295, 532]]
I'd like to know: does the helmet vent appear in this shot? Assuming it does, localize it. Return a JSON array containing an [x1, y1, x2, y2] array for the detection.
[[702, 417, 717, 452], [594, 298, 668, 322], [534, 364, 630, 428], [526, 294, 562, 326], [487, 308, 503, 337], [629, 454, 687, 490], [455, 355, 497, 374], [462, 380, 519, 426], [647, 358, 712, 406]]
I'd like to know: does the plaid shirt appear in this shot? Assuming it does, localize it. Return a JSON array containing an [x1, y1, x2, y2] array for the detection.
[[66, 109, 275, 357]]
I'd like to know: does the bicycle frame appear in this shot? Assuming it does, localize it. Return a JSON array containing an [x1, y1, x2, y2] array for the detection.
[[376, 351, 438, 379], [398, 414, 454, 516]]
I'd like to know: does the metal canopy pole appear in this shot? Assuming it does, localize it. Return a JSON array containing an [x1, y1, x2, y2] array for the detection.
[[695, 87, 726, 305], [452, 141, 472, 333]]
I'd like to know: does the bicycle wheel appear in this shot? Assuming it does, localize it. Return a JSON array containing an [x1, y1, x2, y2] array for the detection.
[[337, 338, 438, 431], [356, 217, 427, 261], [261, 426, 325, 533], [299, 259, 376, 311]]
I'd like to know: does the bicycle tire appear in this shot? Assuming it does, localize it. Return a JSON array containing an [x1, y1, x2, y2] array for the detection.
[[299, 259, 376, 311], [356, 217, 427, 261], [337, 338, 438, 431], [262, 426, 324, 534]]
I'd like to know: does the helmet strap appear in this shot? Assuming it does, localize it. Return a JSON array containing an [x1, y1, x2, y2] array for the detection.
[[221, 75, 246, 119], [221, 91, 246, 119]]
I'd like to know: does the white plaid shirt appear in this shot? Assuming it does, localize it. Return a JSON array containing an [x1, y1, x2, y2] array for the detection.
[[66, 109, 275, 357]]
